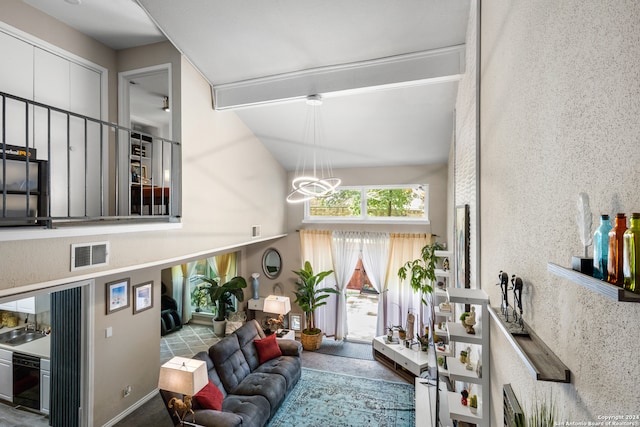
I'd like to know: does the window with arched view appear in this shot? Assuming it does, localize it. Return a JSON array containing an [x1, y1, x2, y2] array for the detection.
[[306, 185, 428, 222]]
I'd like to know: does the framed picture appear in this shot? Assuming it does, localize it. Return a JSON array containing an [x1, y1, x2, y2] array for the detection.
[[106, 278, 130, 314], [455, 204, 470, 289], [133, 281, 154, 314], [289, 313, 302, 331]]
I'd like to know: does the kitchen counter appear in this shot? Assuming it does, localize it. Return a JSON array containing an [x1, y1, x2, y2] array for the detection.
[[0, 326, 50, 359]]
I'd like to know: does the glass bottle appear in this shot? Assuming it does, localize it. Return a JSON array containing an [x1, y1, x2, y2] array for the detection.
[[607, 213, 626, 286], [623, 213, 640, 293], [593, 214, 612, 280]]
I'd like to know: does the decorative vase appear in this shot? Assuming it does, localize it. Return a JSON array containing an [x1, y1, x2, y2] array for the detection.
[[607, 213, 627, 286], [593, 214, 612, 280], [251, 273, 260, 300], [623, 213, 640, 293]]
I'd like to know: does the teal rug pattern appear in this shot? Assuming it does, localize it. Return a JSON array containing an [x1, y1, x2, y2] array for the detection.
[[315, 338, 375, 361], [268, 368, 414, 427]]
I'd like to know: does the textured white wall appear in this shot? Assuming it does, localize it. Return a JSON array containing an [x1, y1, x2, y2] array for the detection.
[[481, 0, 640, 422]]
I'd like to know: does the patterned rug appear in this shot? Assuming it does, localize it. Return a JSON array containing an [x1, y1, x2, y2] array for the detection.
[[267, 368, 414, 427], [314, 337, 375, 361]]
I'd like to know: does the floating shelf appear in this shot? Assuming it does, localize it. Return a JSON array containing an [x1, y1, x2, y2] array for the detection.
[[547, 263, 640, 303], [489, 306, 570, 383], [446, 357, 481, 384], [447, 287, 489, 305], [447, 321, 482, 345], [447, 391, 482, 424], [434, 250, 453, 258]]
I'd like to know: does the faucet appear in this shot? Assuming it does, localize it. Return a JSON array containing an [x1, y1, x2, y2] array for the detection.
[[25, 314, 36, 332]]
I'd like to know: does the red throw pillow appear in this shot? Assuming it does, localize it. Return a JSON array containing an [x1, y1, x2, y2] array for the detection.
[[194, 380, 223, 411], [254, 333, 282, 364]]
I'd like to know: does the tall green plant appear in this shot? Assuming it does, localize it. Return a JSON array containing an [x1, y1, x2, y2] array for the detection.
[[198, 276, 247, 321], [397, 242, 445, 305], [526, 399, 557, 427], [292, 261, 339, 334]]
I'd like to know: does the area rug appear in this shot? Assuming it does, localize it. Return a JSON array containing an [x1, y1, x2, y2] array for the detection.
[[314, 338, 375, 361], [267, 368, 414, 427]]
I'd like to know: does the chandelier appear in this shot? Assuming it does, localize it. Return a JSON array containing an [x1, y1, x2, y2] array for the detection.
[[286, 95, 341, 203]]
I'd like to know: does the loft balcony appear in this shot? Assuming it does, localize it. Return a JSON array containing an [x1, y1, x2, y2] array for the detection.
[[0, 91, 181, 229]]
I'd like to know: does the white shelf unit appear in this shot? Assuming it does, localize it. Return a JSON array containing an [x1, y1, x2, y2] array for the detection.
[[443, 287, 490, 426]]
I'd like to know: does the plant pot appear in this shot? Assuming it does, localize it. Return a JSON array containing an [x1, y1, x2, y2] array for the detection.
[[212, 319, 226, 337], [300, 329, 323, 351], [470, 406, 477, 414]]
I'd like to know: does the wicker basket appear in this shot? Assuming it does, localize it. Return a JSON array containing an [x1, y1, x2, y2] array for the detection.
[[300, 331, 323, 351]]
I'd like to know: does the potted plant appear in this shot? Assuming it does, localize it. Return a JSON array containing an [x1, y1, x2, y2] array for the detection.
[[397, 241, 445, 342], [197, 276, 247, 336], [292, 261, 339, 351]]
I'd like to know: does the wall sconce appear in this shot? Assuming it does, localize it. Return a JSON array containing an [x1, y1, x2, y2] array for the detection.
[[263, 295, 291, 336], [158, 356, 208, 425], [162, 96, 170, 112]]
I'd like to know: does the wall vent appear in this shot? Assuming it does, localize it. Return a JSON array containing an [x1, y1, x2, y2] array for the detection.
[[71, 242, 109, 271], [251, 225, 261, 238]]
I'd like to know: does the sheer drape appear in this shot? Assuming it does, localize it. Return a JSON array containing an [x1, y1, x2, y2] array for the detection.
[[331, 231, 361, 340], [170, 266, 183, 317], [180, 261, 198, 323], [361, 232, 390, 336], [385, 233, 432, 338], [215, 253, 234, 284], [299, 229, 336, 335]]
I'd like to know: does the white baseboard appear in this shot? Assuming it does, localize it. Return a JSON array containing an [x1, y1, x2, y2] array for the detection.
[[101, 388, 159, 427]]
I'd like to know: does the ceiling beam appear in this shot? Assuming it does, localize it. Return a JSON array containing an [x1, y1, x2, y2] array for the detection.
[[212, 45, 465, 110]]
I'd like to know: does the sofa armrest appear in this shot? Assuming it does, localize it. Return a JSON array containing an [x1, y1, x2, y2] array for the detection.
[[278, 339, 302, 357], [188, 409, 244, 427]]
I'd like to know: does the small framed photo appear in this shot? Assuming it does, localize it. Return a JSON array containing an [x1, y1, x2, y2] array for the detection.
[[133, 281, 154, 314], [106, 278, 130, 315], [289, 313, 302, 332]]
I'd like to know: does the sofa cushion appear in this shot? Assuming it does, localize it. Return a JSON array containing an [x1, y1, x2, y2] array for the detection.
[[235, 320, 266, 371], [254, 333, 282, 364], [254, 355, 301, 391], [194, 380, 224, 411], [193, 351, 228, 398], [232, 372, 287, 411], [222, 394, 271, 427], [210, 334, 252, 393]]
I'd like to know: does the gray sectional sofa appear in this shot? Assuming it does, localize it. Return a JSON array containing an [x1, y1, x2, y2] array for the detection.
[[160, 319, 302, 427]]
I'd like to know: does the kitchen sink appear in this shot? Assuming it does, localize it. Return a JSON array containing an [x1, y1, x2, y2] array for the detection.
[[0, 328, 46, 346]]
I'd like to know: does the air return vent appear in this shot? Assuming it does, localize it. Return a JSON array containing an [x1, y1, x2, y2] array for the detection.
[[71, 242, 109, 271], [251, 225, 261, 238]]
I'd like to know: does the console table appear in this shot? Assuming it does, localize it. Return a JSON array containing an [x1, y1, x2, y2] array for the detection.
[[372, 336, 429, 381]]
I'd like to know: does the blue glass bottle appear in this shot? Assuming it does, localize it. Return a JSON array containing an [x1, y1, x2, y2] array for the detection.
[[593, 214, 612, 280]]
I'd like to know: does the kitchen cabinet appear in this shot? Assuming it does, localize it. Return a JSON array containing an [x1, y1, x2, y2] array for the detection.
[[0, 349, 12, 402], [0, 301, 17, 312], [40, 358, 50, 415], [16, 295, 50, 314]]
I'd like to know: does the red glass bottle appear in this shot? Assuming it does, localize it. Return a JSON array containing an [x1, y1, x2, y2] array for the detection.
[[607, 213, 627, 286]]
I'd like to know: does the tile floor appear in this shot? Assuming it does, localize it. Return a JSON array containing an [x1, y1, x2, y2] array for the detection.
[[160, 324, 220, 364]]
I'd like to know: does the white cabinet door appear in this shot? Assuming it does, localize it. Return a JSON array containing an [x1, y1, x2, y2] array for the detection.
[[15, 295, 50, 314], [40, 358, 50, 414], [0, 349, 12, 402], [0, 31, 34, 149], [0, 301, 17, 311]]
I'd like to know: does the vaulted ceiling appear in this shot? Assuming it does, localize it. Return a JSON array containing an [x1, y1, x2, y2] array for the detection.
[[22, 0, 471, 170]]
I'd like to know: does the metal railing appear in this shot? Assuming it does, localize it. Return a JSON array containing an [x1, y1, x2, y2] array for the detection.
[[0, 90, 181, 228]]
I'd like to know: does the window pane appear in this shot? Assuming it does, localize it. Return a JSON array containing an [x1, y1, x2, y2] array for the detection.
[[366, 187, 425, 218], [309, 189, 361, 217]]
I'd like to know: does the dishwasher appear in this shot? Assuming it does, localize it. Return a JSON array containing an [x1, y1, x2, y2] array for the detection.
[[13, 352, 40, 410]]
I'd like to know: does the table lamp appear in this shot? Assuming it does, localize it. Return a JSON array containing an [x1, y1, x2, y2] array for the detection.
[[158, 356, 208, 425], [263, 295, 291, 336]]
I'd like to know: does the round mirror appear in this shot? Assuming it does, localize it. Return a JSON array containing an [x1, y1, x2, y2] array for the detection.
[[262, 248, 282, 279]]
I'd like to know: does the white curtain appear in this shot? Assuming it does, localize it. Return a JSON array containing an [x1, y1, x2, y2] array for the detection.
[[384, 233, 432, 338], [299, 230, 336, 335], [331, 231, 361, 340], [361, 232, 390, 336], [180, 261, 198, 324]]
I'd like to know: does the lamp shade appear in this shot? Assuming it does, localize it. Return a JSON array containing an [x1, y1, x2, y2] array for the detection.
[[263, 295, 291, 315], [158, 356, 208, 396]]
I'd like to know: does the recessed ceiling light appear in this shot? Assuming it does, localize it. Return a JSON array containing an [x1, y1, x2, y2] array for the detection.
[[64, 0, 82, 5]]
